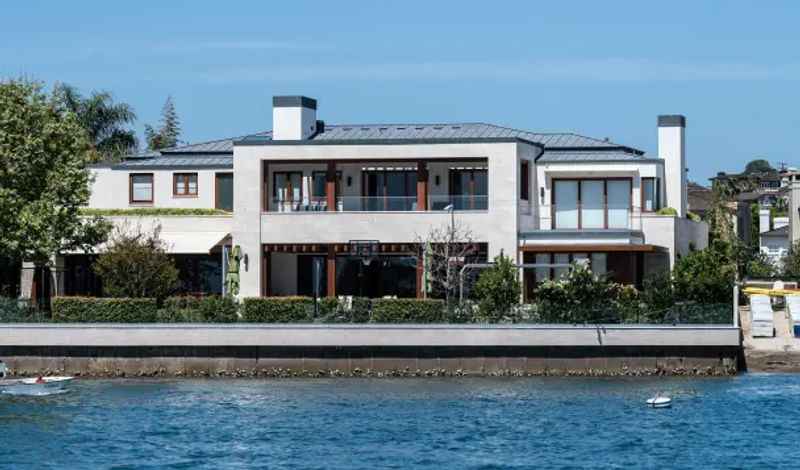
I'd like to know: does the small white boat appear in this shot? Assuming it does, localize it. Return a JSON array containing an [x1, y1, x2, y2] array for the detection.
[[646, 395, 672, 408], [0, 360, 74, 396]]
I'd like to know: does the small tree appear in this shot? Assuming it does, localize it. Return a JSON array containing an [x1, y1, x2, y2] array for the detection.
[[672, 240, 737, 304], [535, 263, 624, 323], [415, 220, 477, 309], [145, 96, 181, 150], [744, 158, 774, 175], [473, 254, 520, 322], [782, 241, 800, 279], [93, 224, 179, 301]]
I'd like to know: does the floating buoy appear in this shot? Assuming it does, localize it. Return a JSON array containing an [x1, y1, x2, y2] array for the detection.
[[646, 396, 672, 408]]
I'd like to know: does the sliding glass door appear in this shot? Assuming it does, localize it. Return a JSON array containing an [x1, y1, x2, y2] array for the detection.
[[552, 179, 631, 229]]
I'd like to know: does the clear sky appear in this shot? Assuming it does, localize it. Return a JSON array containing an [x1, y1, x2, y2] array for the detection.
[[2, 1, 799, 183]]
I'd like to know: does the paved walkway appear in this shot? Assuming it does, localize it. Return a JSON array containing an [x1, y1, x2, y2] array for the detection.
[[741, 306, 800, 371]]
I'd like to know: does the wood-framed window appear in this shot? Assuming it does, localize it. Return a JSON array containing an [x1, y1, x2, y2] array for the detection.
[[449, 167, 488, 210], [362, 169, 417, 211], [551, 178, 632, 229], [520, 161, 530, 201], [272, 171, 303, 211], [173, 172, 198, 197], [641, 177, 660, 212], [129, 173, 154, 204]]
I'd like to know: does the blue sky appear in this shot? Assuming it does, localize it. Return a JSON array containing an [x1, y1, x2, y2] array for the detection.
[[2, 1, 799, 182]]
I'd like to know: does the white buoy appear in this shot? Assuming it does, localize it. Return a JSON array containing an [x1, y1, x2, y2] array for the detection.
[[646, 396, 672, 408]]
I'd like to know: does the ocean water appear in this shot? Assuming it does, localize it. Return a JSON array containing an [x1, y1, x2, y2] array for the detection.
[[1, 374, 798, 469]]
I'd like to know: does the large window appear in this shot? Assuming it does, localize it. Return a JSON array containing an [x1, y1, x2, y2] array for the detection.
[[363, 170, 417, 211], [641, 177, 660, 212], [521, 161, 530, 201], [311, 171, 342, 209], [129, 173, 153, 204], [449, 168, 488, 210], [173, 173, 198, 196], [215, 173, 233, 211], [552, 179, 631, 229], [273, 172, 303, 211]]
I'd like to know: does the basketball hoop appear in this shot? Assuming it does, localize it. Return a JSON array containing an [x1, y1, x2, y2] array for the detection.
[[349, 240, 380, 266]]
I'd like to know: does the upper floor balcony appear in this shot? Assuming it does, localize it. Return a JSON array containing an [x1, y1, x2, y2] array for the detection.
[[262, 159, 490, 214]]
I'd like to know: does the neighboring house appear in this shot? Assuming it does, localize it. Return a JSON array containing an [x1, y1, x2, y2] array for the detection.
[[760, 225, 790, 265], [56, 96, 707, 301], [687, 181, 713, 219]]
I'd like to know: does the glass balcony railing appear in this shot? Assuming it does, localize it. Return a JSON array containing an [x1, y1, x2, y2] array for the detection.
[[267, 195, 490, 213], [536, 204, 643, 230]]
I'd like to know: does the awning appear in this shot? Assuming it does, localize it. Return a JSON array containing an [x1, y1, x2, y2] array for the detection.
[[159, 232, 229, 254]]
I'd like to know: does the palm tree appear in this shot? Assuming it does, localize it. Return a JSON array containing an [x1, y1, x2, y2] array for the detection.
[[53, 83, 138, 161]]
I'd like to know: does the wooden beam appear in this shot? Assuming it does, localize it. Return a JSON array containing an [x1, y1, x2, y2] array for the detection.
[[327, 245, 336, 297], [417, 160, 428, 211], [326, 161, 337, 212]]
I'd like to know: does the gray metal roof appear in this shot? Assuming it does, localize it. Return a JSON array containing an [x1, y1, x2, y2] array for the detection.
[[114, 154, 232, 169], [761, 225, 789, 238], [538, 151, 654, 163], [117, 123, 645, 168]]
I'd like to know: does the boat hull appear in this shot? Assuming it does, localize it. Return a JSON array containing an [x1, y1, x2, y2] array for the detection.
[[0, 377, 74, 396]]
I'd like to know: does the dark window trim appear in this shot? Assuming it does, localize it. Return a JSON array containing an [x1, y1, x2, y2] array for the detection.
[[173, 172, 198, 197], [215, 172, 233, 211], [551, 177, 632, 229], [129, 173, 154, 204], [521, 160, 530, 201], [641, 177, 659, 212]]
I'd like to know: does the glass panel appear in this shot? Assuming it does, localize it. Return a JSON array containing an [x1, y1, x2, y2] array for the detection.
[[554, 181, 578, 229], [591, 253, 607, 277], [312, 173, 326, 200], [131, 175, 152, 202], [290, 173, 302, 201], [642, 178, 655, 211], [573, 253, 588, 268], [553, 253, 570, 280], [607, 180, 631, 228], [386, 171, 407, 211], [535, 253, 550, 283], [216, 173, 233, 211], [580, 181, 604, 228], [187, 174, 197, 195]]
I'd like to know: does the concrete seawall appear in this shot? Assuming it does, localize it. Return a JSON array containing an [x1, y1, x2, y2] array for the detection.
[[0, 324, 741, 377]]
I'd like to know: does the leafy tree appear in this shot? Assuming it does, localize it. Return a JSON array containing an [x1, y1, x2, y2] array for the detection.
[[746, 251, 777, 279], [93, 224, 179, 301], [415, 220, 477, 309], [145, 96, 181, 150], [52, 83, 137, 161], [535, 263, 626, 323], [0, 80, 110, 264], [744, 158, 774, 174], [672, 240, 737, 304], [473, 254, 520, 322], [782, 241, 800, 279]]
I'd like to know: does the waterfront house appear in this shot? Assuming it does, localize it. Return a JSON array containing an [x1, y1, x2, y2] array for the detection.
[[47, 96, 707, 301]]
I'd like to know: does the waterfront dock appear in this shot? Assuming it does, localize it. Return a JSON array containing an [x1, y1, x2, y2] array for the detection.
[[740, 306, 800, 372]]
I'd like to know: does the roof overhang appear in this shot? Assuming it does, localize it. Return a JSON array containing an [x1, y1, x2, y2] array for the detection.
[[519, 243, 665, 253]]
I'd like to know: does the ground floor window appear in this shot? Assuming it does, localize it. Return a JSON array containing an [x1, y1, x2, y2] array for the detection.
[[173, 255, 223, 295], [64, 255, 102, 297], [523, 251, 641, 300], [336, 255, 417, 298]]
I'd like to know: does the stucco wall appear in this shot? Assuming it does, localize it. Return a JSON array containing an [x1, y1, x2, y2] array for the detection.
[[640, 215, 708, 268], [88, 166, 231, 209]]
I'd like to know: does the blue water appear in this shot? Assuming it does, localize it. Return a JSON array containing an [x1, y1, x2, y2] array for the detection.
[[2, 374, 798, 469]]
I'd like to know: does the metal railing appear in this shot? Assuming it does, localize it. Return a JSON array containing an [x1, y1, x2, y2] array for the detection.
[[535, 204, 645, 231], [267, 195, 490, 212]]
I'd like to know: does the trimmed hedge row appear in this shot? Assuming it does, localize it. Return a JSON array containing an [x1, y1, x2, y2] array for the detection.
[[46, 296, 448, 323], [52, 297, 158, 322]]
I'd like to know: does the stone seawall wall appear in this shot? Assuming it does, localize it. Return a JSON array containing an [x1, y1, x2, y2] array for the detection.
[[0, 345, 740, 377]]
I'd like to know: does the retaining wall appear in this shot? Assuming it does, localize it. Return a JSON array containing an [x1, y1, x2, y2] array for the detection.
[[0, 324, 741, 377]]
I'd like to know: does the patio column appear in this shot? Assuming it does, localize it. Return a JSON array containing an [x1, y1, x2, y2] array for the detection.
[[261, 248, 271, 296], [327, 245, 336, 297], [416, 160, 428, 211], [326, 161, 337, 211]]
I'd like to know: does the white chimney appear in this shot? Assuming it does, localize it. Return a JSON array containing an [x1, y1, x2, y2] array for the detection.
[[658, 115, 687, 217], [272, 96, 317, 140]]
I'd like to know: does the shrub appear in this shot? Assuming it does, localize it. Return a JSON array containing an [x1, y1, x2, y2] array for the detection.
[[656, 207, 678, 216], [370, 298, 446, 323], [0, 297, 35, 322], [672, 240, 736, 304], [472, 255, 521, 322], [314, 297, 371, 323], [52, 297, 158, 322], [241, 297, 313, 322], [162, 296, 239, 323], [93, 225, 179, 301], [687, 211, 701, 222], [80, 208, 231, 216], [535, 264, 624, 323]]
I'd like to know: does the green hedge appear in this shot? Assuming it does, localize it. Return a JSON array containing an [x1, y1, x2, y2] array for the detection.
[[52, 297, 158, 322], [0, 297, 35, 322], [79, 208, 231, 217], [160, 296, 239, 323], [315, 296, 371, 323], [241, 296, 314, 322], [370, 298, 446, 323]]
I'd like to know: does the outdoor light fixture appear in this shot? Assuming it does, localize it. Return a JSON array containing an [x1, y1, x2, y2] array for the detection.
[[243, 253, 249, 271]]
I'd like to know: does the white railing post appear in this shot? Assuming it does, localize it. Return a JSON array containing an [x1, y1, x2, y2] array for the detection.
[[733, 284, 740, 328]]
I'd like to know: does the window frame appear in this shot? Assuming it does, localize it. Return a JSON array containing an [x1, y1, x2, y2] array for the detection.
[[641, 177, 660, 212], [173, 172, 199, 197], [311, 171, 343, 201], [551, 177, 632, 229], [129, 173, 154, 204], [215, 172, 234, 211], [272, 171, 304, 202], [520, 161, 530, 201]]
